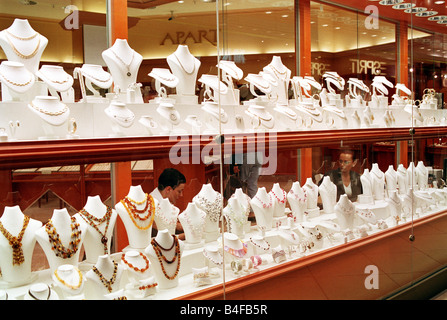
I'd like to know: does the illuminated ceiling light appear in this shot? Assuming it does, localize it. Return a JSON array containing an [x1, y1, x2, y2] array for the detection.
[[281, 14, 289, 18], [178, 0, 184, 3], [416, 10, 438, 17], [379, 0, 403, 5], [265, 11, 272, 14], [429, 15, 447, 20], [322, 24, 329, 27], [404, 7, 427, 13], [437, 20, 447, 23], [335, 26, 341, 29], [434, 0, 445, 4], [393, 3, 415, 9]]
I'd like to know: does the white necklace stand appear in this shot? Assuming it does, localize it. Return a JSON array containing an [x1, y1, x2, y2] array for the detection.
[[250, 187, 274, 231], [52, 264, 85, 299], [243, 73, 272, 104], [232, 188, 252, 233], [120, 250, 152, 284], [115, 185, 156, 250], [334, 194, 355, 230], [0, 61, 36, 102], [167, 44, 200, 103], [74, 195, 117, 265], [416, 161, 429, 190], [320, 71, 344, 108], [28, 96, 71, 140], [0, 206, 42, 289], [262, 56, 291, 106], [397, 164, 408, 195], [199, 74, 228, 103], [201, 101, 228, 134], [148, 67, 178, 104], [407, 162, 419, 191], [36, 65, 74, 103], [287, 181, 307, 222], [102, 38, 143, 103], [318, 176, 337, 214], [178, 202, 206, 247], [138, 115, 158, 136], [370, 163, 385, 200], [104, 100, 135, 137], [220, 232, 247, 262], [24, 282, 59, 300], [245, 105, 275, 131], [270, 183, 287, 218], [386, 190, 402, 226], [392, 83, 411, 107], [345, 78, 369, 108], [223, 197, 247, 238], [385, 165, 398, 194], [144, 229, 184, 289], [84, 254, 124, 300], [203, 245, 224, 270], [184, 115, 202, 135], [303, 178, 319, 218], [35, 208, 87, 273], [358, 169, 374, 204], [192, 184, 222, 241], [369, 76, 393, 109], [73, 64, 113, 102], [217, 60, 243, 105], [273, 103, 298, 131], [155, 198, 180, 236], [156, 102, 181, 135]]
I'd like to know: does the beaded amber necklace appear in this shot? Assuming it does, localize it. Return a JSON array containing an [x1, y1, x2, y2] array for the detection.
[[0, 215, 30, 266], [150, 235, 181, 280], [78, 206, 112, 254], [92, 260, 118, 293], [45, 217, 81, 259], [53, 267, 83, 290], [120, 193, 155, 230], [121, 252, 150, 273]]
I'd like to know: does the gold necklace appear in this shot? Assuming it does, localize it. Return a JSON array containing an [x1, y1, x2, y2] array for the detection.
[[110, 47, 135, 77], [6, 29, 38, 41], [78, 206, 112, 254], [120, 194, 155, 230], [54, 267, 83, 290], [0, 70, 33, 87], [92, 260, 118, 293], [5, 32, 41, 59], [0, 215, 30, 266], [29, 102, 68, 116], [173, 52, 195, 75]]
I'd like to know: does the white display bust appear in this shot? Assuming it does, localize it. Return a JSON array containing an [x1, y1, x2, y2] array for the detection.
[[287, 181, 307, 222], [262, 56, 291, 105], [52, 264, 85, 299], [0, 61, 35, 97], [102, 38, 143, 94], [192, 184, 222, 236], [120, 250, 152, 285], [28, 96, 71, 136], [416, 161, 428, 190], [35, 208, 87, 273], [397, 164, 408, 195], [370, 163, 385, 200], [270, 183, 287, 217], [74, 195, 118, 264], [36, 65, 74, 97], [0, 206, 42, 288], [115, 185, 157, 250], [385, 165, 398, 192], [302, 178, 319, 210], [145, 229, 184, 289], [386, 190, 402, 226], [406, 162, 418, 190], [334, 194, 355, 230], [84, 254, 124, 300], [104, 100, 135, 136], [222, 197, 247, 238], [167, 45, 201, 96], [0, 19, 48, 73], [178, 202, 206, 244], [318, 176, 337, 214], [154, 198, 180, 235], [24, 282, 59, 300], [250, 187, 274, 231], [221, 232, 248, 261], [360, 169, 373, 198]]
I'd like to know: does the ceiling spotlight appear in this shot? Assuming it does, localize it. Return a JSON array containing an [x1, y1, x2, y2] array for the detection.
[[404, 7, 427, 13], [392, 3, 415, 9], [379, 0, 403, 5], [428, 15, 447, 20], [415, 11, 438, 17]]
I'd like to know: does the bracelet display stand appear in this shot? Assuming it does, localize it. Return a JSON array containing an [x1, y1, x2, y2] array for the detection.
[[35, 208, 87, 273], [104, 100, 135, 137], [0, 61, 36, 102], [320, 71, 345, 109], [345, 78, 369, 108], [217, 60, 243, 105], [155, 198, 180, 236], [178, 202, 206, 247], [102, 38, 143, 103], [27, 95, 71, 140], [73, 64, 113, 102], [184, 115, 202, 135], [287, 181, 307, 222], [369, 76, 393, 109], [36, 65, 74, 103], [392, 83, 411, 107], [115, 185, 157, 250], [167, 44, 200, 104]]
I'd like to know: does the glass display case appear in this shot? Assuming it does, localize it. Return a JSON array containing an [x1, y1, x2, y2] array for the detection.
[[1, 0, 447, 301]]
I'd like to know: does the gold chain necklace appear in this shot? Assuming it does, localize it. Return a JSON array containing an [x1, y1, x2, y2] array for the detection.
[[120, 194, 155, 230], [0, 70, 33, 87], [78, 206, 112, 254], [29, 102, 68, 116], [6, 29, 38, 40], [45, 217, 81, 259], [5, 31, 41, 59], [110, 47, 135, 77], [54, 267, 83, 290], [92, 260, 118, 293], [0, 215, 30, 266], [173, 52, 195, 75]]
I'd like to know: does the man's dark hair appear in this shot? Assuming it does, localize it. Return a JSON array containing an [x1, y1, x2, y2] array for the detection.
[[157, 168, 186, 191]]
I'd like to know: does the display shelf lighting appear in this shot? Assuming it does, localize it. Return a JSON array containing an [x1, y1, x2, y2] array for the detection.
[[434, 0, 445, 4], [404, 7, 428, 13], [379, 0, 403, 5], [392, 3, 415, 10], [428, 15, 447, 20], [415, 10, 438, 17]]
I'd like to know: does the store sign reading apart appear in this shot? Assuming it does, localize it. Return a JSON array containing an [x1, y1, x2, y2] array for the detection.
[[160, 29, 217, 46]]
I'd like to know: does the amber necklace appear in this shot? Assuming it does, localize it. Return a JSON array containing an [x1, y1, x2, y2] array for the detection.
[[78, 206, 112, 254], [151, 235, 181, 280], [92, 260, 118, 293], [121, 252, 150, 273], [0, 215, 30, 266], [45, 217, 81, 259], [120, 194, 155, 230], [53, 267, 83, 290]]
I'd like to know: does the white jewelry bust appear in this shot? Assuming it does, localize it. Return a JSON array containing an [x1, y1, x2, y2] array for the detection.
[[397, 164, 408, 195], [155, 198, 180, 235], [36, 65, 74, 101], [120, 250, 152, 285], [386, 190, 402, 226], [145, 229, 184, 289], [35, 208, 87, 273], [0, 206, 42, 288], [84, 254, 124, 300], [0, 61, 36, 100], [192, 183, 222, 237], [250, 187, 274, 231], [245, 105, 275, 131], [52, 264, 85, 299], [74, 195, 118, 264], [222, 197, 247, 238], [416, 161, 428, 190], [370, 163, 385, 200], [334, 194, 355, 230], [115, 185, 157, 250], [359, 169, 374, 204], [157, 102, 181, 134], [178, 202, 206, 245], [302, 178, 319, 211], [287, 181, 307, 222], [24, 282, 59, 300], [232, 188, 252, 232], [385, 165, 398, 192], [270, 183, 287, 217], [0, 18, 48, 74], [104, 100, 135, 136], [167, 44, 201, 97], [318, 176, 337, 214], [406, 162, 419, 191], [263, 56, 291, 106], [201, 100, 228, 134]]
